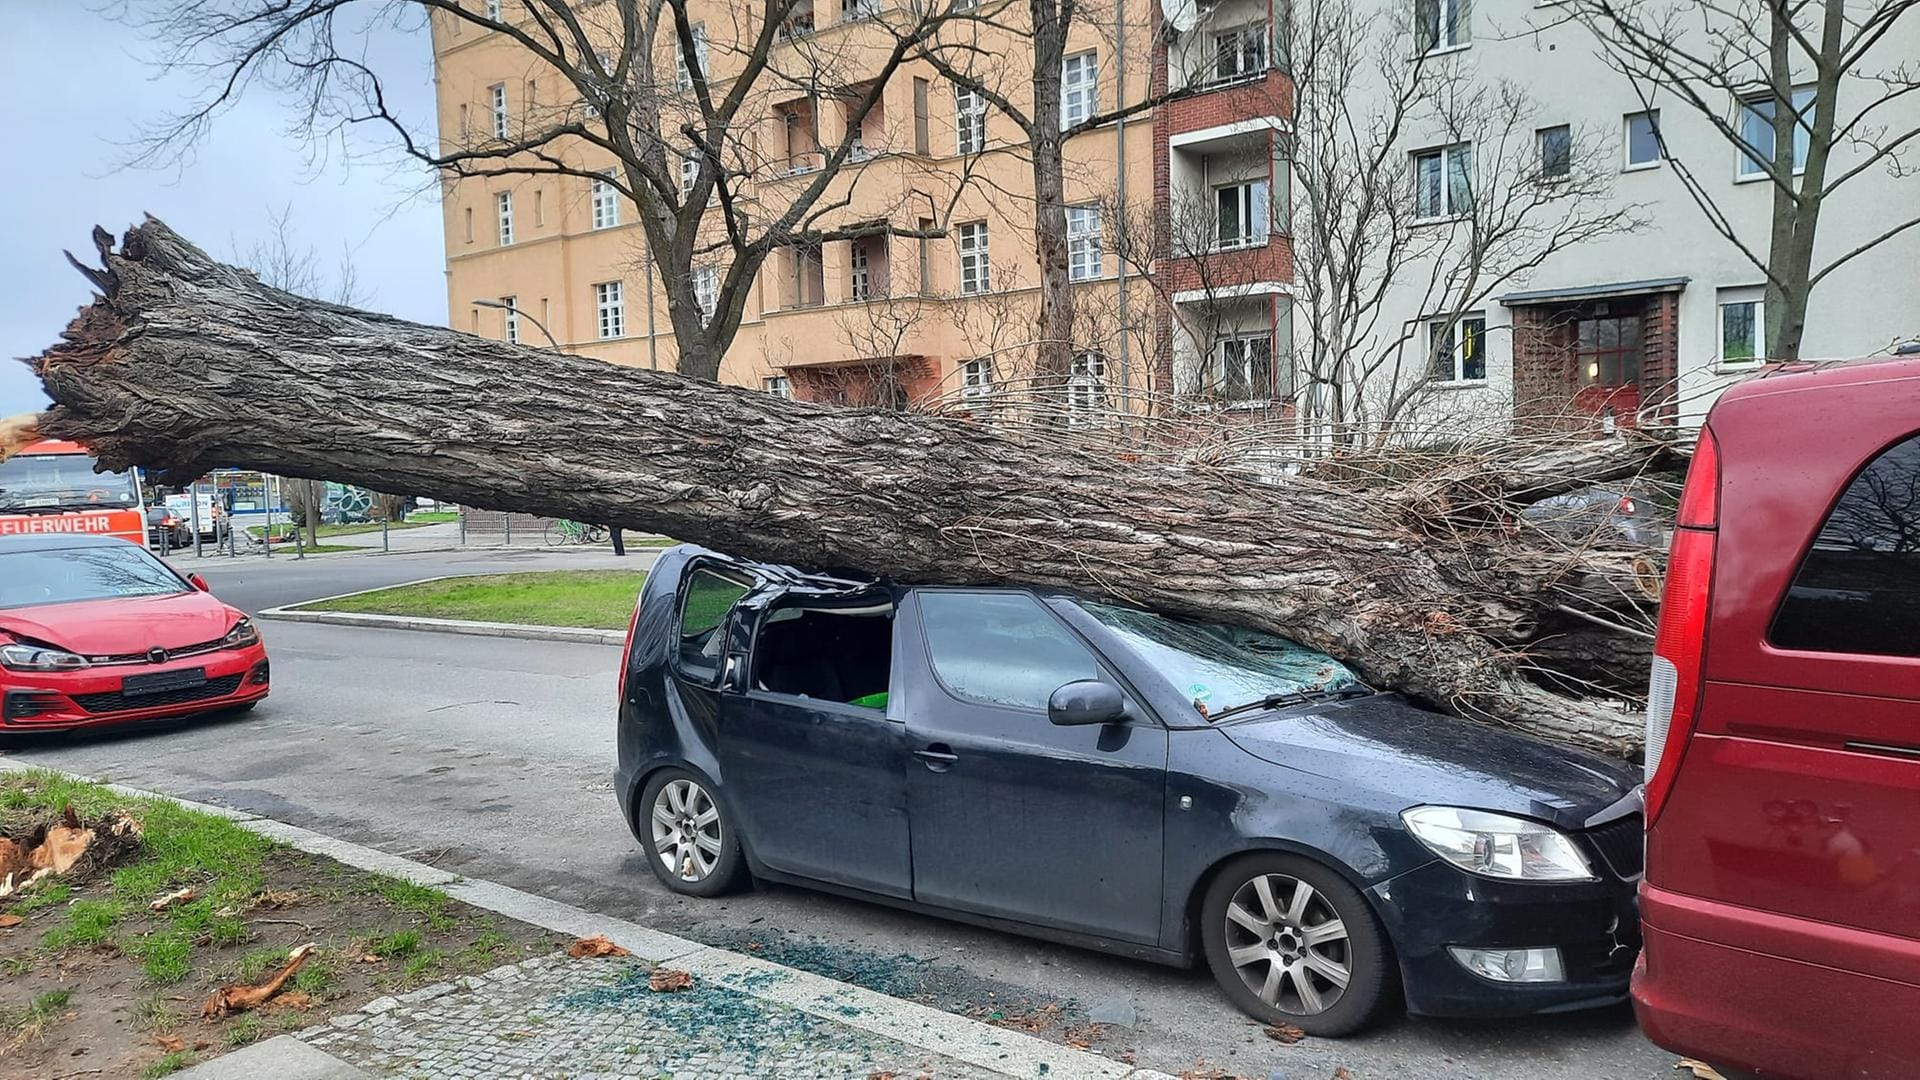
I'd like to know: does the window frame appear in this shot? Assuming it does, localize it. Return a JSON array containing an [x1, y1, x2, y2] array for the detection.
[[957, 221, 990, 295], [1412, 142, 1473, 221], [1213, 178, 1270, 250], [490, 83, 509, 139], [1737, 86, 1815, 181], [694, 266, 719, 320], [1068, 351, 1107, 422], [590, 173, 620, 229], [850, 240, 872, 301], [954, 84, 986, 156], [764, 376, 794, 399], [495, 190, 514, 245], [672, 563, 760, 687], [501, 296, 520, 344], [1212, 23, 1269, 84], [1717, 293, 1764, 367], [1062, 51, 1098, 128], [960, 356, 994, 401], [1623, 110, 1662, 171], [594, 280, 625, 340], [485, 0, 503, 19], [1215, 331, 1277, 401], [1427, 312, 1488, 384], [1066, 204, 1103, 281], [1536, 124, 1572, 181], [1414, 0, 1469, 53]]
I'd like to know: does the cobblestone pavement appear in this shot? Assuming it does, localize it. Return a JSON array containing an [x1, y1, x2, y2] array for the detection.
[[303, 952, 1010, 1079]]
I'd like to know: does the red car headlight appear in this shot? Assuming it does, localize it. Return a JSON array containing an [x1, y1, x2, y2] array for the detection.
[[0, 643, 91, 672], [222, 618, 261, 649]]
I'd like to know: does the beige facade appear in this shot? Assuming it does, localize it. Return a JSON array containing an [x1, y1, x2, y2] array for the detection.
[[430, 1, 1161, 407]]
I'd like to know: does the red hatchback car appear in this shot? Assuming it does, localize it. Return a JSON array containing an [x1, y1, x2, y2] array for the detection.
[[0, 534, 269, 732], [1635, 353, 1920, 1079]]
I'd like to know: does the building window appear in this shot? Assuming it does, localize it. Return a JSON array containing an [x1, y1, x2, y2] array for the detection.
[[1214, 179, 1270, 249], [1537, 125, 1571, 181], [1066, 204, 1102, 280], [1739, 87, 1814, 179], [1213, 24, 1267, 83], [1428, 314, 1486, 382], [463, 206, 474, 244], [498, 297, 520, 343], [591, 173, 620, 229], [595, 281, 625, 339], [954, 84, 986, 155], [842, 0, 880, 20], [486, 0, 503, 19], [1718, 292, 1763, 364], [1068, 352, 1106, 422], [1414, 0, 1467, 52], [533, 188, 544, 226], [957, 222, 990, 294], [680, 155, 698, 197], [1413, 142, 1472, 219], [458, 103, 470, 139], [1062, 52, 1098, 128], [850, 241, 872, 301], [694, 266, 718, 321], [961, 357, 994, 401], [917, 216, 934, 295], [490, 83, 509, 139], [496, 191, 514, 245], [791, 244, 825, 308], [1624, 111, 1662, 169], [1217, 332, 1275, 400], [676, 25, 707, 90], [764, 376, 793, 399]]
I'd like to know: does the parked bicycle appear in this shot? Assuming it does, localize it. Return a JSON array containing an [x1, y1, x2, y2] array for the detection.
[[544, 518, 608, 546]]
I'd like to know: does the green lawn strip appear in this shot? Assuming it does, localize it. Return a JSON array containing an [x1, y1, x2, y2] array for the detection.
[[0, 988, 73, 1046], [298, 570, 649, 630]]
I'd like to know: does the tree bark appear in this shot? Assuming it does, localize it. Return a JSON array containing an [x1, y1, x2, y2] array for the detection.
[[17, 220, 1667, 754]]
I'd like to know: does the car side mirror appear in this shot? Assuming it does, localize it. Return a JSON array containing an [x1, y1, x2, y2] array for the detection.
[[187, 573, 211, 592], [1048, 680, 1126, 727]]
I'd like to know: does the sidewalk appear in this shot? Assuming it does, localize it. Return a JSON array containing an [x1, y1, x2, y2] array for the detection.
[[0, 761, 1163, 1080]]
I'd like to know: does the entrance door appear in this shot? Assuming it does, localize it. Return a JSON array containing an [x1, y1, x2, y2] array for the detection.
[[900, 590, 1168, 945], [1573, 311, 1643, 426]]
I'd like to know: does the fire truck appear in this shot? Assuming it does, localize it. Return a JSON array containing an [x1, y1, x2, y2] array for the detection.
[[0, 440, 149, 546]]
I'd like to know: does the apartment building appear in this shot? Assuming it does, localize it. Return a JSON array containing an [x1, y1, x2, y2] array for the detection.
[[1364, 2, 1920, 432], [430, 0, 1167, 409]]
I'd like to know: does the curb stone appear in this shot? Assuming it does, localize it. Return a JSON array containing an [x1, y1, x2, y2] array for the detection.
[[0, 759, 1177, 1080]]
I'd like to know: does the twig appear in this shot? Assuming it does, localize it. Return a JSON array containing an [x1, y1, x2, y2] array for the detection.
[[1553, 604, 1656, 640]]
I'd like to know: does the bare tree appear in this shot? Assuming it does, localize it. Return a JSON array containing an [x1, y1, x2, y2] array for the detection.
[[235, 204, 365, 306], [127, 0, 993, 381], [1563, 0, 1920, 361]]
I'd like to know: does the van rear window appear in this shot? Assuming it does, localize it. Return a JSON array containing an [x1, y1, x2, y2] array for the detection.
[[1771, 434, 1920, 656]]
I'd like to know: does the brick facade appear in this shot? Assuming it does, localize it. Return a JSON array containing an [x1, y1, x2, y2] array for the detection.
[[1510, 289, 1681, 433], [1163, 71, 1294, 137]]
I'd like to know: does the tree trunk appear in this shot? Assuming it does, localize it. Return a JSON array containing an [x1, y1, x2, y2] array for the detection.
[[17, 220, 1667, 754], [1029, 0, 1075, 393]]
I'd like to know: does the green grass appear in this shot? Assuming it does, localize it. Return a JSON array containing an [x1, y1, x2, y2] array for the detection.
[[0, 988, 73, 1044], [126, 930, 192, 984], [247, 517, 449, 540], [134, 992, 177, 1033], [292, 949, 342, 999], [225, 1012, 267, 1047], [301, 571, 649, 630], [403, 949, 443, 981], [235, 946, 291, 983], [7, 880, 71, 918], [142, 1050, 194, 1078], [43, 899, 124, 949], [369, 929, 423, 959]]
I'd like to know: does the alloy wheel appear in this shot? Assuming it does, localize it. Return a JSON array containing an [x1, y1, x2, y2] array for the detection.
[[650, 778, 723, 883], [1223, 872, 1353, 1015]]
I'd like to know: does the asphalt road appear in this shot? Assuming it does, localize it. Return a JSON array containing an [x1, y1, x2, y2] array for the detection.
[[165, 544, 655, 613], [4, 553, 1676, 1079]]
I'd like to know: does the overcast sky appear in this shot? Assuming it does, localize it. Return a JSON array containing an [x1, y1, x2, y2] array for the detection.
[[0, 5, 445, 417]]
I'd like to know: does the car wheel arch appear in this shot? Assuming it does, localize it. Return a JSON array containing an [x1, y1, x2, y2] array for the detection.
[[1180, 842, 1391, 963], [627, 760, 764, 871]]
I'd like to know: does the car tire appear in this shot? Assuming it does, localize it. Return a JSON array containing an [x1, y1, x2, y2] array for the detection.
[[638, 768, 747, 897], [1199, 852, 1394, 1037]]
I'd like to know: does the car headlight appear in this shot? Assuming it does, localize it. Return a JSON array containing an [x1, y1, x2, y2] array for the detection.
[[0, 643, 91, 672], [1401, 806, 1595, 882], [222, 618, 261, 648]]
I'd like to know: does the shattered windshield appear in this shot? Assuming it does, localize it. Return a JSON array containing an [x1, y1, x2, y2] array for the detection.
[[0, 453, 139, 511], [1079, 602, 1362, 715]]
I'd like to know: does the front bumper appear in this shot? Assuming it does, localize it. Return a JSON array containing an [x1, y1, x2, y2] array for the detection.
[[0, 644, 270, 732], [1368, 859, 1639, 1018]]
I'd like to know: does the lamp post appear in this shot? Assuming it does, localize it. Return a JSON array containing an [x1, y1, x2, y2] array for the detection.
[[471, 298, 561, 351]]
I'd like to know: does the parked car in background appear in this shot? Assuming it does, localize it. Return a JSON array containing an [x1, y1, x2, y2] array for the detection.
[[1519, 480, 1671, 548], [0, 534, 269, 733], [160, 491, 229, 544], [145, 505, 192, 550], [1635, 354, 1920, 1078], [616, 547, 1644, 1035]]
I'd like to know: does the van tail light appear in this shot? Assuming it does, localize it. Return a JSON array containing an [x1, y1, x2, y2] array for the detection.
[[616, 595, 644, 705], [1644, 429, 1720, 826]]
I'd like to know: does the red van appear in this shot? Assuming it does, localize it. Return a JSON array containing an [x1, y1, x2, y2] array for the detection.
[[1634, 353, 1920, 1079]]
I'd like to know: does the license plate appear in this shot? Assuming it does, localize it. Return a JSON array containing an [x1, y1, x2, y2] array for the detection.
[[122, 667, 207, 696]]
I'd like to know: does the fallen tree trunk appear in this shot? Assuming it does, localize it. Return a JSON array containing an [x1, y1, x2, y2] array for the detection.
[[14, 220, 1670, 754]]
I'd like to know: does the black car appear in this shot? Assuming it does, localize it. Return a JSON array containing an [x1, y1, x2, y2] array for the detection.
[[614, 546, 1643, 1035]]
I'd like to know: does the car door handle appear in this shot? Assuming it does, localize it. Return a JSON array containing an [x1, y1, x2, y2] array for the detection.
[[914, 744, 958, 771]]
